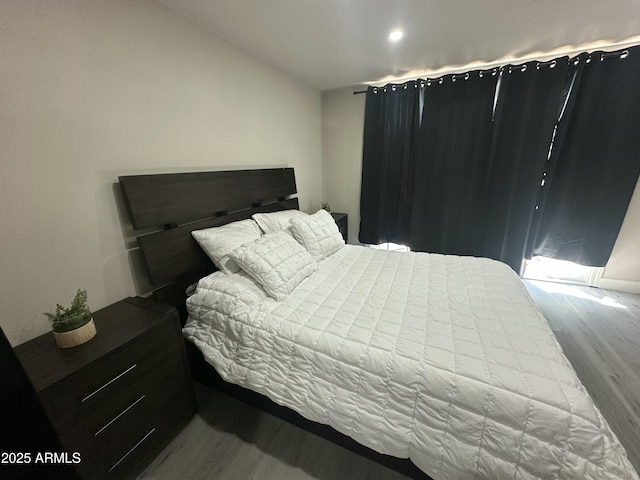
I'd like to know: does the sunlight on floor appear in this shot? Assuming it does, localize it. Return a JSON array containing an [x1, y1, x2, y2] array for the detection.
[[529, 280, 627, 309], [523, 256, 603, 286]]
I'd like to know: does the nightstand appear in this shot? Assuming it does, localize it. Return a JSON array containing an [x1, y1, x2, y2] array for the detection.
[[14, 297, 196, 480], [331, 212, 348, 243]]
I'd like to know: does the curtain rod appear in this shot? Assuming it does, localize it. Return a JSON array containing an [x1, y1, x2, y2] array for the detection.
[[352, 46, 633, 95]]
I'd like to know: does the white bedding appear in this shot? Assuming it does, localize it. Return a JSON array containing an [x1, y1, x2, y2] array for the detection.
[[183, 245, 638, 480]]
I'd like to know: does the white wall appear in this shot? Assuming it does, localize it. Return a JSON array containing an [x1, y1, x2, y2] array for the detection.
[[321, 87, 366, 244], [601, 180, 640, 293], [0, 0, 322, 346], [322, 86, 640, 292]]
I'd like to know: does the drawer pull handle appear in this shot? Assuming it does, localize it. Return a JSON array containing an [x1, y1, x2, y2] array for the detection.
[[95, 395, 146, 437], [108, 427, 156, 473], [82, 364, 137, 403]]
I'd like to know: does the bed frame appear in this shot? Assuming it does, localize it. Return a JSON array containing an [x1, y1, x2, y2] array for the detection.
[[118, 168, 430, 479]]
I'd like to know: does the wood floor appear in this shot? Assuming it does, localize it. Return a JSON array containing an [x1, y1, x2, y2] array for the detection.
[[139, 281, 640, 479], [524, 280, 640, 474]]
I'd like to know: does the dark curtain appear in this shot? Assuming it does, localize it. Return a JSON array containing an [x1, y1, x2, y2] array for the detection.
[[408, 71, 498, 256], [359, 82, 421, 245], [532, 47, 640, 266], [482, 58, 571, 272]]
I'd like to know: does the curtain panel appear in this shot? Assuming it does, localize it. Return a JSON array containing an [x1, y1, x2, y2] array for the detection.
[[408, 70, 499, 257], [359, 82, 421, 245], [532, 46, 640, 266], [482, 58, 571, 272]]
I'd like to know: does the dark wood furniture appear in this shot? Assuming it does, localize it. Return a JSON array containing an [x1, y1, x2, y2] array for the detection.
[[331, 212, 348, 242], [13, 297, 196, 480], [118, 168, 429, 479], [1, 327, 79, 480]]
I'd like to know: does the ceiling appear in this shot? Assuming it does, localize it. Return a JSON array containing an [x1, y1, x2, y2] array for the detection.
[[161, 0, 640, 91]]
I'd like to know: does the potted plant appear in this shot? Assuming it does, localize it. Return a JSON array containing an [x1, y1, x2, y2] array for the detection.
[[321, 202, 331, 212], [43, 289, 96, 348]]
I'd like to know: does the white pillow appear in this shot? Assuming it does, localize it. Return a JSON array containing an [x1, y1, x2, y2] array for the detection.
[[229, 231, 317, 301], [191, 219, 262, 274], [290, 209, 345, 261], [185, 270, 270, 326], [252, 209, 308, 235]]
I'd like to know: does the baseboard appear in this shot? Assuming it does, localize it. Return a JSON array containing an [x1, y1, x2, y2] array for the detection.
[[598, 277, 640, 294]]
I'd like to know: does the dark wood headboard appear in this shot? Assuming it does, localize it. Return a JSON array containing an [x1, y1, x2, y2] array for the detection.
[[118, 168, 298, 318]]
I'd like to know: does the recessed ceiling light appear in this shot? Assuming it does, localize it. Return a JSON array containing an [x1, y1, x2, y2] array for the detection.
[[388, 30, 404, 42]]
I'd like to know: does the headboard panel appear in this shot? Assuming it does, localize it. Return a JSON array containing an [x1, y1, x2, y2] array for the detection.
[[139, 197, 299, 286], [119, 168, 297, 229], [118, 168, 299, 319]]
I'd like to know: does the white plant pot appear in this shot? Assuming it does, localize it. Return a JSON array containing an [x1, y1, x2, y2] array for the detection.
[[53, 318, 97, 348]]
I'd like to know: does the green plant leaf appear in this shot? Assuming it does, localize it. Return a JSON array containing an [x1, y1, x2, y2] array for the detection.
[[43, 289, 91, 333]]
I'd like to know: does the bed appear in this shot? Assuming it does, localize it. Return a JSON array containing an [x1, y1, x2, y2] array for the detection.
[[119, 168, 638, 480]]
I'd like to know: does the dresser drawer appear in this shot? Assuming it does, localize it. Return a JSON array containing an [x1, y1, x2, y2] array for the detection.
[[56, 349, 187, 459], [39, 319, 179, 435], [75, 382, 194, 480]]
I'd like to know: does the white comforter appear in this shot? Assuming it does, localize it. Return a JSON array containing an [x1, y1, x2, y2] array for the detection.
[[183, 245, 638, 480]]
